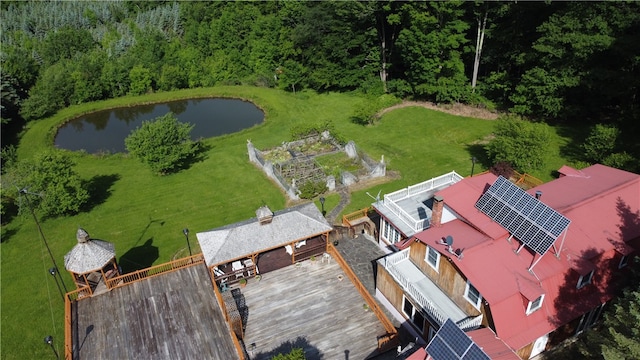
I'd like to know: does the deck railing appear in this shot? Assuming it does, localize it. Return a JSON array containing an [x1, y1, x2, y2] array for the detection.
[[209, 268, 246, 360], [106, 254, 204, 290], [342, 207, 371, 226], [327, 243, 399, 352], [63, 285, 93, 359]]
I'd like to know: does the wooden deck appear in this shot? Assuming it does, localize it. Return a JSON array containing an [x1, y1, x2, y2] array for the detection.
[[73, 264, 240, 359], [240, 259, 388, 360]]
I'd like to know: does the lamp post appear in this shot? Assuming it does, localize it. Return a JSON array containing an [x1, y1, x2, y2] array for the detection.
[[48, 267, 65, 302], [319, 196, 325, 216], [44, 335, 60, 359], [20, 188, 68, 294], [183, 228, 192, 257], [470, 157, 477, 177]]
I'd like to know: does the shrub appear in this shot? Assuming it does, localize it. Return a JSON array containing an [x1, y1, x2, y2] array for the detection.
[[298, 180, 327, 200], [485, 116, 551, 172], [490, 161, 515, 179], [2, 150, 89, 218], [124, 112, 198, 175], [583, 124, 620, 163]]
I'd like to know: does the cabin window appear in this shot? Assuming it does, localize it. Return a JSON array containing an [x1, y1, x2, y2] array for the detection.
[[464, 281, 482, 309], [425, 246, 440, 272], [381, 219, 402, 244], [618, 255, 629, 269], [526, 294, 545, 315], [577, 270, 594, 289], [402, 296, 425, 333]]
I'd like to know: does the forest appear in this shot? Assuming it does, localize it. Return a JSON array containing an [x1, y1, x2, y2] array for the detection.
[[1, 0, 639, 171]]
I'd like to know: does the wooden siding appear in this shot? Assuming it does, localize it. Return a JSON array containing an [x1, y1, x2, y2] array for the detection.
[[516, 342, 534, 359], [409, 242, 482, 317], [241, 259, 389, 360], [73, 264, 240, 359]]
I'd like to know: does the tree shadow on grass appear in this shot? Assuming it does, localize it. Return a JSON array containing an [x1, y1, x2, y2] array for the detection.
[[250, 336, 321, 360], [554, 124, 591, 164], [168, 140, 211, 174], [119, 238, 159, 273], [81, 174, 120, 212]]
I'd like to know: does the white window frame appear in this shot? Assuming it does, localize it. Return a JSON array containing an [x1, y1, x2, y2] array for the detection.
[[619, 255, 629, 269], [464, 281, 482, 309], [402, 295, 425, 333], [424, 246, 440, 272], [526, 294, 545, 315], [577, 270, 594, 289], [381, 219, 402, 244]]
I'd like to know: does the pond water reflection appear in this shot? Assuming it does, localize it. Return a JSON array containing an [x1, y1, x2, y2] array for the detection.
[[54, 98, 264, 154]]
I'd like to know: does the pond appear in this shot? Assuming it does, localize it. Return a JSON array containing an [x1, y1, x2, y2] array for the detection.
[[54, 98, 264, 154]]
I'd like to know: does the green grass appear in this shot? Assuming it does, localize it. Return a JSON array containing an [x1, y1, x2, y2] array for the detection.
[[1, 86, 581, 359]]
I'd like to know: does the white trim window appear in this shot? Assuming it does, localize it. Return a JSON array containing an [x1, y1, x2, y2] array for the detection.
[[577, 270, 594, 289], [424, 246, 440, 272], [381, 219, 402, 244], [526, 294, 545, 315], [619, 255, 629, 269], [402, 296, 425, 333], [464, 281, 482, 309]]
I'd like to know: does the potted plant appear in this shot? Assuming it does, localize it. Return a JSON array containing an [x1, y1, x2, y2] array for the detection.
[[238, 278, 247, 287], [255, 274, 262, 282]]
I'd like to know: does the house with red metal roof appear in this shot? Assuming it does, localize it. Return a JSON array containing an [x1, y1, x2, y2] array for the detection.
[[375, 164, 640, 359]]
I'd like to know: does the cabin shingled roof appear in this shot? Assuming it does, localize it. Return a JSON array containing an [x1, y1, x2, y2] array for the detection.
[[197, 202, 332, 266]]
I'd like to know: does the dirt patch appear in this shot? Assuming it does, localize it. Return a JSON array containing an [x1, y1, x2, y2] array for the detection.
[[379, 101, 499, 120]]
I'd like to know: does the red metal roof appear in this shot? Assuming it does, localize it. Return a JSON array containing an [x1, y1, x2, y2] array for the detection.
[[413, 165, 640, 352], [467, 327, 521, 360]]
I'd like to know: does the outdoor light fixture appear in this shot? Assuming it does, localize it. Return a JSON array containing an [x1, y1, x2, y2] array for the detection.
[[183, 228, 192, 257], [319, 196, 326, 216], [470, 157, 477, 177], [48, 267, 65, 302], [44, 335, 60, 359]]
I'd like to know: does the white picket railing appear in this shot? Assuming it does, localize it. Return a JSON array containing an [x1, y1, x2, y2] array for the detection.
[[381, 171, 463, 232], [385, 250, 447, 326], [456, 314, 484, 331]]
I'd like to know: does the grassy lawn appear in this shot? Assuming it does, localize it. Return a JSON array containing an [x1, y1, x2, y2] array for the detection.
[[1, 86, 580, 359]]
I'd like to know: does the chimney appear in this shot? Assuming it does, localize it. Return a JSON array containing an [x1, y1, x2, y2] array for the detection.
[[431, 195, 444, 228], [256, 205, 274, 225], [76, 228, 90, 244], [535, 190, 542, 200]]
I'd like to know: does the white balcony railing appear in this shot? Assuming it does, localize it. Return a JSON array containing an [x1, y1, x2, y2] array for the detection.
[[383, 249, 482, 331], [381, 171, 463, 232], [384, 250, 447, 325]]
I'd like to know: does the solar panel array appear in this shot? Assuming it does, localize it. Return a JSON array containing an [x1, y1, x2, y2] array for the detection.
[[475, 176, 570, 255], [426, 319, 490, 360]]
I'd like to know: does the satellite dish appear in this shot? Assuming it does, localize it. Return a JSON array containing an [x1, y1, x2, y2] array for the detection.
[[445, 235, 454, 246]]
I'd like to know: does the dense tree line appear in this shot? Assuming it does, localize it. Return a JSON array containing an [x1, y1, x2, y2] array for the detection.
[[1, 1, 639, 170]]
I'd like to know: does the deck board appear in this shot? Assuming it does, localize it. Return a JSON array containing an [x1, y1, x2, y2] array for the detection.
[[74, 264, 240, 359], [241, 259, 388, 360]]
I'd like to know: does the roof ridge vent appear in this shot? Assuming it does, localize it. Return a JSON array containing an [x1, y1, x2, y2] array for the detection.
[[76, 228, 90, 243], [256, 205, 274, 225]]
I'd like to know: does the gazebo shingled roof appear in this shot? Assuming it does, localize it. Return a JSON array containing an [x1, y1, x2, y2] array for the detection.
[[64, 228, 116, 274]]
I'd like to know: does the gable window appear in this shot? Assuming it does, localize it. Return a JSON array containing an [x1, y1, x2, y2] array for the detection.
[[577, 270, 594, 289], [619, 255, 629, 269], [425, 246, 440, 272], [526, 294, 545, 315], [464, 281, 482, 309], [402, 296, 425, 333]]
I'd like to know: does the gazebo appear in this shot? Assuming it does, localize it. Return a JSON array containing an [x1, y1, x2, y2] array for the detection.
[[64, 228, 119, 294]]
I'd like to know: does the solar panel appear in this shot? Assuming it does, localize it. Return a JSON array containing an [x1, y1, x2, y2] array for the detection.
[[425, 319, 490, 360], [475, 176, 570, 255]]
